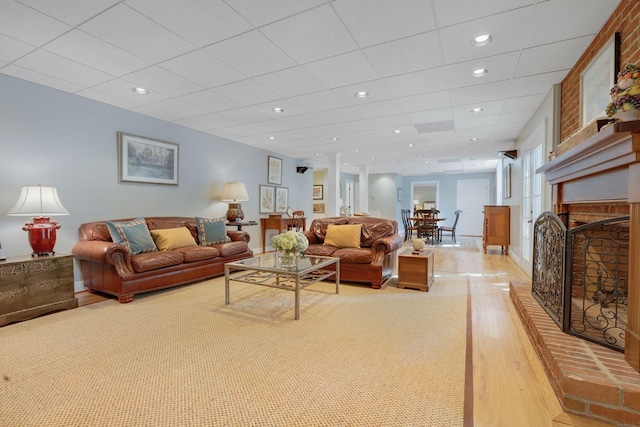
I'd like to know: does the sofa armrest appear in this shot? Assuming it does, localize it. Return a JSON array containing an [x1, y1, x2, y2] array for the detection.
[[227, 230, 250, 243], [302, 230, 321, 244], [371, 234, 403, 264], [72, 240, 134, 275]]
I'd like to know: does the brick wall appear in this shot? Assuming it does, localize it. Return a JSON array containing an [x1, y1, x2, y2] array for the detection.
[[560, 0, 640, 142]]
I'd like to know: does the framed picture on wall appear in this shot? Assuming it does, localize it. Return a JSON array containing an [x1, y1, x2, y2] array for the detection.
[[275, 187, 288, 213], [503, 163, 512, 199], [313, 203, 325, 213], [580, 32, 620, 125], [117, 132, 179, 185], [259, 185, 275, 213], [312, 185, 323, 200], [267, 155, 282, 185]]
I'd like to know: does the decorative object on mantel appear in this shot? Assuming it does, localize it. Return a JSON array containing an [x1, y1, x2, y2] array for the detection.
[[606, 63, 640, 121], [221, 181, 249, 222], [271, 231, 308, 268], [7, 185, 70, 256]]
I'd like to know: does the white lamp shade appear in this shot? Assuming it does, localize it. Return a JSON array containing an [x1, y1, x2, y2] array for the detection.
[[7, 185, 70, 216], [221, 182, 249, 202]]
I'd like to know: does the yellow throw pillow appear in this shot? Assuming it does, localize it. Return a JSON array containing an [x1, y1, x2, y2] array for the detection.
[[323, 224, 362, 248], [150, 227, 197, 251]]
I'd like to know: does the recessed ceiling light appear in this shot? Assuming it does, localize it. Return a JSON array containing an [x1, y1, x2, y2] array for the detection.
[[313, 153, 320, 156], [369, 156, 375, 160], [343, 162, 349, 166], [470, 137, 479, 141], [471, 68, 488, 77], [332, 137, 339, 141], [268, 136, 275, 140], [417, 154, 423, 157], [355, 91, 368, 98], [354, 148, 360, 152], [272, 107, 284, 113], [472, 34, 493, 47], [471, 107, 483, 113], [393, 129, 401, 134], [133, 87, 148, 94], [408, 143, 415, 147]]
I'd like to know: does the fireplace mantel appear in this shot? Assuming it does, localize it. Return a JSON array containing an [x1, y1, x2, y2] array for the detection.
[[537, 120, 640, 372]]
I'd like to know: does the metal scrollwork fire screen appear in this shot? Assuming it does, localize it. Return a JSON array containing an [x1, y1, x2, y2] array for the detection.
[[532, 212, 630, 352]]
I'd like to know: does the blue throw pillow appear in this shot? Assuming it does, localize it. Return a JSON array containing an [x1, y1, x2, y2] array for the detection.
[[106, 217, 158, 255], [196, 217, 230, 246]]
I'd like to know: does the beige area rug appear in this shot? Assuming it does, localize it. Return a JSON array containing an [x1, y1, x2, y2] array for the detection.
[[0, 275, 467, 427]]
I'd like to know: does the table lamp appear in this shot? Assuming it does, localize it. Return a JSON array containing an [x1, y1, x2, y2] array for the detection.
[[221, 181, 249, 222], [7, 185, 70, 256]]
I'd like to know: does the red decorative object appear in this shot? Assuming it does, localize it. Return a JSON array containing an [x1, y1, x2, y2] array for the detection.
[[23, 217, 61, 256]]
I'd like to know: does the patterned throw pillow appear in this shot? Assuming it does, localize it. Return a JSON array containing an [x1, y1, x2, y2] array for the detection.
[[106, 217, 158, 254], [195, 217, 230, 246]]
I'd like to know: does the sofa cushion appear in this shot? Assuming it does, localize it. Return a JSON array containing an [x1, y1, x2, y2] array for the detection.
[[323, 224, 362, 248], [179, 246, 220, 263], [150, 227, 197, 251], [106, 217, 158, 255], [304, 244, 338, 257], [130, 251, 184, 273], [196, 217, 230, 245], [210, 241, 249, 257], [332, 248, 373, 264]]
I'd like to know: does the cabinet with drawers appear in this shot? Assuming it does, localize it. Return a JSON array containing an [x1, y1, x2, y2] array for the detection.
[[482, 205, 510, 255]]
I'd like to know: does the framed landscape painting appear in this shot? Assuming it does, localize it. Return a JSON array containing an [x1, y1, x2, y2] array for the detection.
[[117, 132, 179, 185]]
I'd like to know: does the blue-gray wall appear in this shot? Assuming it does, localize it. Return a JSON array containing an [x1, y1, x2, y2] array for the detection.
[[0, 74, 312, 286]]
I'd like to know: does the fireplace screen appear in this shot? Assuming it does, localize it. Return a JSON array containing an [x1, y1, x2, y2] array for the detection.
[[532, 212, 629, 352]]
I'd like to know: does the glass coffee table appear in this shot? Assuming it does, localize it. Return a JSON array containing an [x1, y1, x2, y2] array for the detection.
[[224, 254, 340, 320]]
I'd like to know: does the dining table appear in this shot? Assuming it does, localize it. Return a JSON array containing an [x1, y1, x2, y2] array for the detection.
[[409, 217, 447, 244]]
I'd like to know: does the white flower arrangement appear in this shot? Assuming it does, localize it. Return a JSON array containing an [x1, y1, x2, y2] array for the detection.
[[271, 231, 309, 255]]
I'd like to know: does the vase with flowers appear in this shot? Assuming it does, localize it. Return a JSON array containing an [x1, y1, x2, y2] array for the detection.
[[606, 63, 640, 121], [271, 231, 309, 268]]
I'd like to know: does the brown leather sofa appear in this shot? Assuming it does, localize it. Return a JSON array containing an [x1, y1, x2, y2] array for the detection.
[[302, 216, 403, 288], [72, 217, 253, 303]]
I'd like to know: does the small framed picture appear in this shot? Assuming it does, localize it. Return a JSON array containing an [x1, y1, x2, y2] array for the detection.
[[397, 188, 403, 202], [259, 185, 275, 213], [117, 132, 179, 185], [312, 184, 323, 200], [275, 187, 289, 213], [313, 203, 325, 213], [267, 155, 282, 185]]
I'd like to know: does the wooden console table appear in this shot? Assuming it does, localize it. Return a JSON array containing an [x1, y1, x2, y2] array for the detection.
[[0, 254, 77, 327], [260, 217, 306, 252]]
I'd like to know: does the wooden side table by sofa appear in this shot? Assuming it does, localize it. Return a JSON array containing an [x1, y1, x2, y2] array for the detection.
[[397, 250, 434, 292], [0, 254, 77, 327]]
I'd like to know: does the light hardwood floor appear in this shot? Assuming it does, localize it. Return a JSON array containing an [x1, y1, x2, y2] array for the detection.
[[76, 237, 566, 426]]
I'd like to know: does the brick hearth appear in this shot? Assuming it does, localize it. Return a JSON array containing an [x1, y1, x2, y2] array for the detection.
[[510, 281, 640, 427]]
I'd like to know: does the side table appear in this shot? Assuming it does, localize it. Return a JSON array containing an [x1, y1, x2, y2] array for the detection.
[[397, 250, 434, 292], [225, 221, 258, 231], [0, 254, 78, 326]]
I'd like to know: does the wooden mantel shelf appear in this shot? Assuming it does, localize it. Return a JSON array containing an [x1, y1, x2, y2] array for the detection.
[[537, 121, 640, 204], [538, 121, 640, 186]]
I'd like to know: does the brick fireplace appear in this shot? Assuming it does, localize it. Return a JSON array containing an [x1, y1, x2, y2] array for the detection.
[[511, 122, 640, 426]]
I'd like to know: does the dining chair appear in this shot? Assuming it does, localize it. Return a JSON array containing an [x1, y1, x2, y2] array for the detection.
[[438, 210, 461, 243], [401, 209, 418, 241], [287, 210, 305, 232], [415, 209, 438, 244]]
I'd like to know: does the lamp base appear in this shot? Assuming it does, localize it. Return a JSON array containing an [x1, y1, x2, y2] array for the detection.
[[23, 217, 60, 256], [226, 203, 245, 223]]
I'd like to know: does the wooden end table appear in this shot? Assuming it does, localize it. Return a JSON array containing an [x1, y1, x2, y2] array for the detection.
[[397, 250, 434, 292]]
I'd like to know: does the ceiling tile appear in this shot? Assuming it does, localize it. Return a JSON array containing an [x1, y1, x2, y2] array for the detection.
[[397, 91, 451, 113], [433, 0, 534, 28], [507, 71, 567, 98], [139, 98, 208, 120], [332, 0, 435, 48], [126, 0, 252, 47], [44, 30, 150, 77], [0, 1, 71, 46], [223, 0, 325, 27], [177, 89, 242, 112], [515, 37, 592, 78], [449, 81, 510, 106], [0, 33, 35, 63], [213, 79, 278, 105], [1, 64, 83, 93], [79, 3, 195, 62], [159, 50, 245, 88], [89, 78, 169, 105], [260, 5, 358, 64], [382, 68, 448, 98], [330, 79, 393, 106], [124, 66, 203, 97], [364, 32, 443, 78], [13, 49, 114, 87], [253, 66, 325, 98], [216, 107, 271, 125], [18, 0, 120, 26], [204, 31, 296, 78], [444, 51, 519, 88], [288, 90, 346, 113], [303, 50, 378, 89]]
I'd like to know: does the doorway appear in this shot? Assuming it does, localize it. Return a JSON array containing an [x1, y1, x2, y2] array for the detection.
[[410, 181, 438, 212], [456, 179, 490, 236]]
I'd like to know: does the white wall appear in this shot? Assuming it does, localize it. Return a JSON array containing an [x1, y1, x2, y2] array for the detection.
[[0, 74, 312, 286]]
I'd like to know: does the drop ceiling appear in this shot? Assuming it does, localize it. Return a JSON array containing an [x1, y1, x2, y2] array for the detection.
[[0, 0, 621, 175]]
